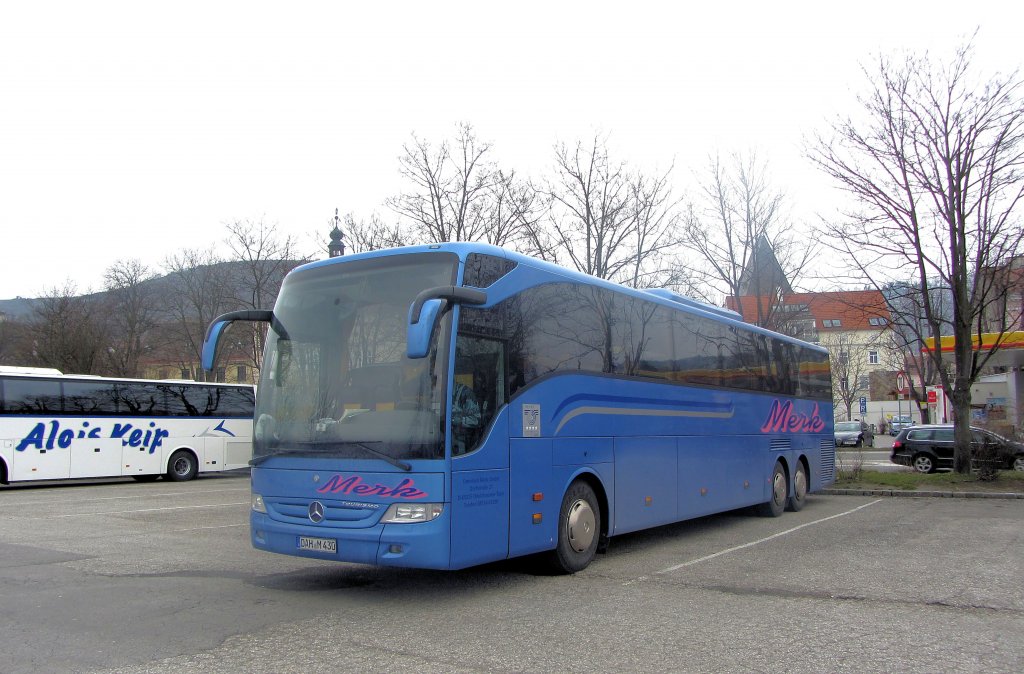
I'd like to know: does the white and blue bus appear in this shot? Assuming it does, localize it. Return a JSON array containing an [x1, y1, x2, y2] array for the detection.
[[0, 370, 255, 484], [203, 244, 834, 573]]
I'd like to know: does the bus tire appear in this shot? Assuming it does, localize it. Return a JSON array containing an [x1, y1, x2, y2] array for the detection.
[[549, 480, 600, 574], [167, 450, 199, 482], [787, 461, 808, 512], [758, 460, 787, 518]]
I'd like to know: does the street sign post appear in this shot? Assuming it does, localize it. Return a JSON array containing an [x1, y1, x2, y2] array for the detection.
[[896, 372, 909, 422]]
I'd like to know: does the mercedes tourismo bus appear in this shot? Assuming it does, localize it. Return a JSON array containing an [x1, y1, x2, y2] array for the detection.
[[0, 370, 255, 484], [203, 243, 834, 573]]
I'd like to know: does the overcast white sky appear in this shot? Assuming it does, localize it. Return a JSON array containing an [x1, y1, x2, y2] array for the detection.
[[1, 1, 1021, 299]]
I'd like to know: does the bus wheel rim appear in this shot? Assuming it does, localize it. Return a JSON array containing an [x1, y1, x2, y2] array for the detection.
[[566, 499, 596, 553], [794, 468, 807, 501], [773, 471, 786, 506]]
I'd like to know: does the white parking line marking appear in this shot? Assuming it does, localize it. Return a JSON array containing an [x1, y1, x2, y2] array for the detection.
[[4, 487, 251, 508], [170, 523, 248, 532], [13, 502, 250, 519], [657, 499, 883, 574]]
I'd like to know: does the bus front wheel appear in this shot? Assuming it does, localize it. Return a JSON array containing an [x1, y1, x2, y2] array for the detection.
[[167, 450, 198, 482], [758, 461, 787, 518], [549, 480, 600, 574]]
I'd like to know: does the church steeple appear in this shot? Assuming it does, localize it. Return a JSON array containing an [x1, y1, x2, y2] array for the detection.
[[328, 208, 346, 258]]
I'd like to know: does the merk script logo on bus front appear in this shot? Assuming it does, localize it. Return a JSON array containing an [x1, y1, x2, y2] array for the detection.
[[760, 400, 826, 434], [316, 474, 428, 500]]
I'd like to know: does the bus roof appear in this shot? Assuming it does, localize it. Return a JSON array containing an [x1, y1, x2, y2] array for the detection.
[[0, 366, 64, 376], [292, 242, 828, 355]]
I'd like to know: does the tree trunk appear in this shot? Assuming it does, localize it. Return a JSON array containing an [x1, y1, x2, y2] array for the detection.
[[949, 383, 973, 473]]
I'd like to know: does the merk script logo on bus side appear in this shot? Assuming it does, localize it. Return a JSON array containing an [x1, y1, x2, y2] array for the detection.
[[760, 400, 826, 434]]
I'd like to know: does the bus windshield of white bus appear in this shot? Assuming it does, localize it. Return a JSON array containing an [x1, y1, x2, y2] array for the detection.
[[253, 253, 458, 464]]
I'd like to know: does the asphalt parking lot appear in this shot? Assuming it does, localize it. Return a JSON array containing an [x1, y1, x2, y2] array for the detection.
[[1, 473, 1022, 673]]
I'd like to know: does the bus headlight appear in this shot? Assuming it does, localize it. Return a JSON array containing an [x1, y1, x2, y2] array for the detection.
[[381, 503, 443, 523], [251, 493, 267, 513]]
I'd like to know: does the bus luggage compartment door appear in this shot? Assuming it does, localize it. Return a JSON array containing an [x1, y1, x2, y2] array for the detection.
[[11, 436, 71, 481]]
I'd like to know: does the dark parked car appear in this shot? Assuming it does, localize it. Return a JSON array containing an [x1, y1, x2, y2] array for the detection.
[[890, 424, 1024, 473], [834, 420, 874, 448]]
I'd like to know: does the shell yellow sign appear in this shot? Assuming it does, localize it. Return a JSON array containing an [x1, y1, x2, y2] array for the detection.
[[921, 331, 1024, 353]]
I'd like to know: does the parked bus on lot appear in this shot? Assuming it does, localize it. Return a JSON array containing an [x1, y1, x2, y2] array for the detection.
[[0, 370, 255, 484], [203, 243, 834, 573]]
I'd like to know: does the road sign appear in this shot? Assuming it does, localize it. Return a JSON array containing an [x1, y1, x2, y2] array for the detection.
[[896, 371, 909, 394], [859, 396, 867, 414]]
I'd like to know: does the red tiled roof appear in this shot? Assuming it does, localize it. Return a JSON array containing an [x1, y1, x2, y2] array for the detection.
[[728, 289, 891, 330]]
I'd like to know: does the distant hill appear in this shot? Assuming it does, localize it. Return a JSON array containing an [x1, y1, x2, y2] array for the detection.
[[0, 296, 37, 320], [0, 259, 305, 321]]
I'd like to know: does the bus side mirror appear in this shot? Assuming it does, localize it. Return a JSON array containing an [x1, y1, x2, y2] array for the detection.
[[406, 286, 487, 359], [202, 310, 274, 371], [407, 298, 444, 359]]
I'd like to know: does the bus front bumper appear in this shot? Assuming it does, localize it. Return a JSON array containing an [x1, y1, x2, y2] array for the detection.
[[250, 511, 452, 569]]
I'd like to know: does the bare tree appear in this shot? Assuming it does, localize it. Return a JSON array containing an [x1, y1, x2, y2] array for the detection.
[[539, 134, 681, 288], [161, 249, 237, 381], [823, 331, 882, 421], [0, 313, 29, 365], [810, 41, 1024, 471], [339, 212, 412, 254], [884, 281, 955, 423], [102, 259, 159, 377], [24, 282, 107, 374], [387, 123, 535, 248], [681, 151, 816, 329], [224, 218, 309, 378]]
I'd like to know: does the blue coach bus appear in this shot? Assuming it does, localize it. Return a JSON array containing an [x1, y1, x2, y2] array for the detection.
[[202, 243, 834, 573]]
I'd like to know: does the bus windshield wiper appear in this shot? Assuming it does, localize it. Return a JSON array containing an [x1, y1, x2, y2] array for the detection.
[[250, 447, 319, 466], [253, 441, 412, 471]]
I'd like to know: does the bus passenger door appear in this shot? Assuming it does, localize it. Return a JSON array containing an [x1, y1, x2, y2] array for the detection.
[[449, 333, 511, 568]]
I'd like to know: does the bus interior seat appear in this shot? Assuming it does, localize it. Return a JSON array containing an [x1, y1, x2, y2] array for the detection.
[[343, 365, 401, 411]]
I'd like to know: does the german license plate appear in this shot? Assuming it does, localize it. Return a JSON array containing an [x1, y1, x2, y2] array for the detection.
[[298, 536, 337, 553]]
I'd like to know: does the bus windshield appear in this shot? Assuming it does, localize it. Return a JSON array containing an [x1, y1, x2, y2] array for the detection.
[[253, 253, 458, 464]]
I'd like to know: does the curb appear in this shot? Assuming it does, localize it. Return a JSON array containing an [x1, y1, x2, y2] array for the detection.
[[822, 488, 1024, 499]]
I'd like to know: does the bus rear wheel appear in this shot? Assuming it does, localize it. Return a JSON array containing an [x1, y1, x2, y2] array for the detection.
[[167, 450, 198, 482], [787, 461, 808, 512], [758, 461, 787, 518], [549, 480, 600, 574]]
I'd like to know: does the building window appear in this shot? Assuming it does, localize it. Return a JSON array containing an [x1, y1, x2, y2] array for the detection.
[[180, 368, 191, 380], [822, 319, 842, 328], [215, 368, 226, 383], [236, 365, 247, 383], [868, 317, 886, 326], [868, 350, 879, 364]]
